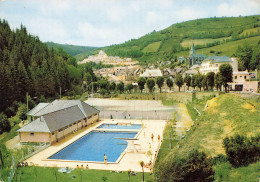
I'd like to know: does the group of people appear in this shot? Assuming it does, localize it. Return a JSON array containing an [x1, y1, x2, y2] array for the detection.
[[76, 164, 89, 169], [18, 162, 28, 167]]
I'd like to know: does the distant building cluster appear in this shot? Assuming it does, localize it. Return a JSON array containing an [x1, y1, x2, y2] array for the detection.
[[79, 50, 138, 66]]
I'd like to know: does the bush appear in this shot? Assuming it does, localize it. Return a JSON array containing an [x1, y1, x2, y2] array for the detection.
[[158, 150, 214, 182], [223, 134, 260, 167], [0, 113, 11, 134]]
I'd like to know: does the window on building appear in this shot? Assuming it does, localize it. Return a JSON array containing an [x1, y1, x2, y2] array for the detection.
[[235, 76, 237, 79], [244, 76, 246, 79], [52, 132, 55, 135], [30, 133, 34, 136]]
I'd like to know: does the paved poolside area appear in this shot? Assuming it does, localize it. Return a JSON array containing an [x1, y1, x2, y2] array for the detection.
[[25, 119, 166, 172]]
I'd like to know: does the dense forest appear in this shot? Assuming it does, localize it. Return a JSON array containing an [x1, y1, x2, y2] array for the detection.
[[0, 19, 94, 116]]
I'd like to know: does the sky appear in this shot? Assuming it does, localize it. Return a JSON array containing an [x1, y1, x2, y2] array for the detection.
[[0, 0, 259, 47]]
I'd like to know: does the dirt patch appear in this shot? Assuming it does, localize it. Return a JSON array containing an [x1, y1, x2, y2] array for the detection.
[[205, 97, 218, 113], [200, 136, 225, 156], [221, 120, 233, 138], [175, 103, 193, 136], [5, 135, 22, 149], [220, 112, 227, 117], [242, 103, 256, 112]]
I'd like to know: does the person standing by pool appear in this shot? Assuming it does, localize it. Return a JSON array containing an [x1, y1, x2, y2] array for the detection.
[[151, 133, 154, 141], [104, 154, 107, 164]]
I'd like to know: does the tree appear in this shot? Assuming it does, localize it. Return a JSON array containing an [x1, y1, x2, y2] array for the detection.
[[126, 83, 134, 93], [206, 72, 215, 90], [139, 161, 144, 182], [156, 76, 164, 93], [99, 89, 107, 98], [158, 150, 214, 182], [146, 78, 155, 93], [214, 72, 222, 91], [202, 75, 208, 90], [138, 77, 146, 93], [236, 44, 253, 71], [116, 81, 124, 93], [98, 79, 109, 90], [219, 64, 233, 92], [223, 134, 260, 167], [191, 75, 197, 89], [0, 113, 11, 134], [184, 75, 191, 90], [175, 74, 183, 92], [166, 77, 173, 91], [195, 74, 203, 91], [109, 82, 116, 92]]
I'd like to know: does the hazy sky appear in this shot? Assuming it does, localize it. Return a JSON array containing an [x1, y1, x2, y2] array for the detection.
[[0, 0, 259, 47]]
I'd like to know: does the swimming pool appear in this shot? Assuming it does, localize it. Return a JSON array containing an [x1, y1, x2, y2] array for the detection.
[[49, 131, 137, 162], [97, 123, 142, 130]]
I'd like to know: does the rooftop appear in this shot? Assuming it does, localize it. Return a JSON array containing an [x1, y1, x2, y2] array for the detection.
[[140, 69, 162, 77], [203, 55, 232, 63]]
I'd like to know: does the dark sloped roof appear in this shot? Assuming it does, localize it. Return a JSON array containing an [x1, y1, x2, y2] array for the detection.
[[203, 56, 232, 63], [81, 102, 99, 117], [44, 105, 85, 132], [18, 117, 50, 133], [19, 100, 100, 133], [26, 103, 49, 116]]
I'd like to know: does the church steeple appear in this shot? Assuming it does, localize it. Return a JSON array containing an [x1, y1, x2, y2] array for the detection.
[[189, 43, 196, 56]]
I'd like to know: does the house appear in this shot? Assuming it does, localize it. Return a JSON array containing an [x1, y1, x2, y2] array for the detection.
[[187, 43, 206, 67], [139, 69, 163, 78], [162, 68, 172, 76], [178, 57, 185, 63], [183, 69, 198, 77], [199, 56, 238, 75], [18, 100, 99, 144]]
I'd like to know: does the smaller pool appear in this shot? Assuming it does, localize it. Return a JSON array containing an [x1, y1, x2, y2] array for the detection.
[[98, 123, 141, 130]]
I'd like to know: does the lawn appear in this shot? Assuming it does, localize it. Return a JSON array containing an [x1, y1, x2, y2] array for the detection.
[[14, 167, 155, 182], [175, 36, 260, 57], [214, 161, 260, 182], [142, 41, 161, 53]]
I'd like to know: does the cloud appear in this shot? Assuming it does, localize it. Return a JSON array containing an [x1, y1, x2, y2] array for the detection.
[[26, 18, 69, 43], [217, 0, 260, 17], [146, 11, 163, 26]]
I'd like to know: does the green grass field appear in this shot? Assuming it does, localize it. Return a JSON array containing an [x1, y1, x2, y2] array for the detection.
[[142, 41, 161, 53], [176, 36, 260, 57], [239, 27, 260, 36], [14, 167, 155, 182], [180, 37, 230, 47]]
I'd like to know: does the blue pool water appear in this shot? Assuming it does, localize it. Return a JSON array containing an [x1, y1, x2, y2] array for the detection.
[[49, 131, 137, 162], [98, 124, 141, 130]]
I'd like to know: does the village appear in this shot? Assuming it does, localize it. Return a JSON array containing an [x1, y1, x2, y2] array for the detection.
[[78, 45, 259, 93]]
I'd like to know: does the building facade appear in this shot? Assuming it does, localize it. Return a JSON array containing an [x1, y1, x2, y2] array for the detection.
[[18, 100, 99, 144]]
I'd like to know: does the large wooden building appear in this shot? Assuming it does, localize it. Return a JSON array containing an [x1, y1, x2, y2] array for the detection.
[[18, 100, 99, 144]]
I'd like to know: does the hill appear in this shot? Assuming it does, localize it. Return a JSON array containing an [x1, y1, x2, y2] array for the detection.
[[156, 93, 260, 181], [45, 42, 97, 56], [79, 15, 260, 65]]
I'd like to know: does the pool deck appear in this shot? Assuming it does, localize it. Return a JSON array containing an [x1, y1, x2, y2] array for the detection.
[[25, 119, 166, 172]]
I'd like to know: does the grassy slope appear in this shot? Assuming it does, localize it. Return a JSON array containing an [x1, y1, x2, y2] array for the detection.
[[143, 41, 161, 53], [176, 36, 260, 57], [45, 42, 97, 56], [176, 94, 260, 157], [155, 93, 259, 181], [82, 15, 260, 63]]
